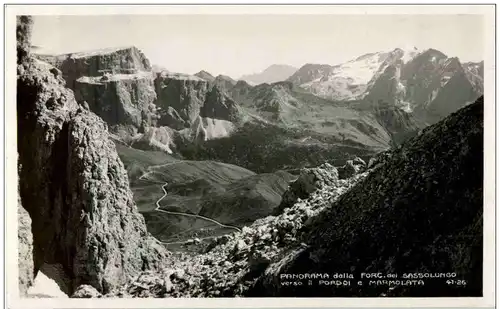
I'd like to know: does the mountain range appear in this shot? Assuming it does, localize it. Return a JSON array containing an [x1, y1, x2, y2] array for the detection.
[[18, 14, 484, 299], [29, 43, 484, 245]]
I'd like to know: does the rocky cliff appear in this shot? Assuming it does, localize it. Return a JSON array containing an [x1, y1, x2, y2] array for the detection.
[[289, 47, 482, 127], [56, 46, 152, 90], [154, 72, 208, 125], [18, 191, 34, 296], [200, 86, 242, 122], [249, 96, 484, 297], [16, 16, 167, 296], [74, 72, 158, 135]]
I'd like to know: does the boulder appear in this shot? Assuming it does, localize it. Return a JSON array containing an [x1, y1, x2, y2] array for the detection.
[[274, 163, 339, 215], [71, 285, 102, 298]]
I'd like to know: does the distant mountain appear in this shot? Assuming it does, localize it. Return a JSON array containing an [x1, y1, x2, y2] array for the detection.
[[214, 74, 237, 90], [194, 70, 215, 82], [240, 64, 298, 85], [34, 45, 482, 162], [288, 47, 483, 125], [287, 47, 421, 101]]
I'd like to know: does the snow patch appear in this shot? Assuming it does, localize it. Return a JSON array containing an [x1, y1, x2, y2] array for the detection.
[[76, 71, 154, 84], [399, 46, 420, 63], [159, 71, 205, 82], [68, 46, 135, 59], [26, 264, 69, 298]]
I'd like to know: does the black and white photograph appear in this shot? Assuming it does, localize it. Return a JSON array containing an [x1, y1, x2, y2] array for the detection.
[[5, 3, 496, 307]]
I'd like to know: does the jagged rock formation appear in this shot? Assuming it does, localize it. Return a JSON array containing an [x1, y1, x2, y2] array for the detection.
[[249, 81, 301, 119], [154, 72, 208, 125], [337, 157, 367, 179], [400, 50, 482, 123], [200, 86, 242, 122], [16, 16, 33, 65], [274, 163, 339, 215], [16, 16, 167, 295], [249, 96, 484, 297], [74, 71, 158, 134], [463, 61, 484, 94]]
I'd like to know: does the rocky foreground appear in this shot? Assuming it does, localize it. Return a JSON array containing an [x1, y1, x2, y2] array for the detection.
[[102, 164, 367, 297]]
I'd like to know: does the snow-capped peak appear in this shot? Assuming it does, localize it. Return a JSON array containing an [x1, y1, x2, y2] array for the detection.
[[396, 46, 420, 63], [295, 46, 422, 101]]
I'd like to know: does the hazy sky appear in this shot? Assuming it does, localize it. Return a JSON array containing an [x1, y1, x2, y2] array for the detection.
[[31, 14, 485, 78]]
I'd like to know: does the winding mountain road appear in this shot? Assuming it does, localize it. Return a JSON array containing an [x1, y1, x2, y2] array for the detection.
[[138, 163, 241, 246]]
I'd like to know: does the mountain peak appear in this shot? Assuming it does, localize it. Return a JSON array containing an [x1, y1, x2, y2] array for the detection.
[[194, 70, 215, 81], [240, 64, 298, 85]]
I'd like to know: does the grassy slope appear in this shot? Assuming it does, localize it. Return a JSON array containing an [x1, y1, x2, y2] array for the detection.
[[176, 121, 379, 174], [116, 144, 295, 244], [198, 170, 296, 225], [115, 143, 179, 181]]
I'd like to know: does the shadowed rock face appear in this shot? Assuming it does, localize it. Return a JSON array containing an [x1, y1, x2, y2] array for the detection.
[[154, 73, 209, 125], [16, 16, 35, 297], [200, 86, 242, 122], [249, 96, 483, 297], [18, 192, 34, 296], [74, 73, 158, 131], [17, 16, 167, 295]]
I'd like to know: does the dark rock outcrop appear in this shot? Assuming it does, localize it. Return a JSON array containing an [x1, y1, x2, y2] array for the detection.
[[16, 15, 33, 65], [337, 157, 367, 179], [249, 96, 483, 297], [275, 163, 339, 215], [71, 285, 102, 298], [17, 18, 167, 295], [463, 61, 484, 94], [154, 72, 209, 125], [401, 51, 482, 123], [200, 86, 241, 122], [18, 191, 34, 296], [74, 72, 158, 131]]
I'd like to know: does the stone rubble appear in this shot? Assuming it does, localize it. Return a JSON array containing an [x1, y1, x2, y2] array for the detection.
[[108, 161, 369, 297]]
